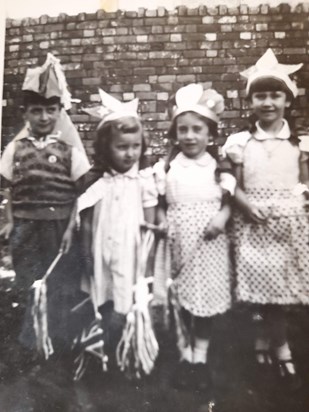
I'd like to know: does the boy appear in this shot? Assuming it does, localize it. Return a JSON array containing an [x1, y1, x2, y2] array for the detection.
[[0, 54, 90, 368]]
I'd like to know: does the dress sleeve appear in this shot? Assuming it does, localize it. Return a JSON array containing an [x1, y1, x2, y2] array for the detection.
[[222, 131, 251, 165], [0, 141, 16, 181], [299, 135, 309, 162], [139, 167, 159, 208], [152, 160, 167, 196], [71, 147, 91, 182]]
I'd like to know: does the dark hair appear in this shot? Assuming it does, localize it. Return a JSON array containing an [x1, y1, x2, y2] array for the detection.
[[93, 116, 148, 174], [164, 111, 218, 172], [22, 90, 61, 108], [247, 77, 294, 102]]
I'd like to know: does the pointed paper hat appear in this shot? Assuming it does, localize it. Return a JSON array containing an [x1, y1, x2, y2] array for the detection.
[[22, 53, 72, 110], [83, 88, 139, 128], [241, 48, 303, 98], [171, 84, 224, 124]]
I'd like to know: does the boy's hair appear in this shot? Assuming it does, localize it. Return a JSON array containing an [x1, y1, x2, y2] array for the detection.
[[165, 111, 218, 172], [93, 116, 148, 173], [22, 91, 62, 108], [247, 77, 294, 102]]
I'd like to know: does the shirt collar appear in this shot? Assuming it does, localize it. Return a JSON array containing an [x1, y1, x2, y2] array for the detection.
[[25, 130, 62, 149], [174, 151, 213, 167], [254, 119, 291, 141]]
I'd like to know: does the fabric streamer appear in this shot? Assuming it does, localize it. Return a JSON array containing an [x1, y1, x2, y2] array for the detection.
[[116, 229, 159, 379], [31, 251, 63, 359]]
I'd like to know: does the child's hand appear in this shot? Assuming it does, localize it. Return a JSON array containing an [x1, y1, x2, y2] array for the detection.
[[0, 222, 13, 240], [246, 205, 267, 223], [204, 211, 227, 240], [59, 228, 74, 254]]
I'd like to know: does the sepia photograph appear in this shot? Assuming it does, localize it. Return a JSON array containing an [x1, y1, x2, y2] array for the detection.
[[0, 0, 309, 411]]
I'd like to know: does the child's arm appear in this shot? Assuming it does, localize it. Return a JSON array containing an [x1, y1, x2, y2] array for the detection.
[[0, 188, 14, 239], [59, 200, 77, 254], [79, 207, 94, 278], [232, 163, 267, 223], [204, 202, 231, 240]]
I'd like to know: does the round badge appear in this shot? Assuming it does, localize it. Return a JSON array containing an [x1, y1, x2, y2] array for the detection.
[[48, 155, 57, 164]]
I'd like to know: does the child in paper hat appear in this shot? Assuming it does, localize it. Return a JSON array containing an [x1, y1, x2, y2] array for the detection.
[[153, 83, 235, 391], [77, 89, 158, 371], [223, 48, 308, 391], [0, 54, 90, 371]]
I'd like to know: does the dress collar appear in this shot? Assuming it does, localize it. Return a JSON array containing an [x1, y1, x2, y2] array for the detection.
[[174, 151, 213, 167], [254, 119, 291, 141]]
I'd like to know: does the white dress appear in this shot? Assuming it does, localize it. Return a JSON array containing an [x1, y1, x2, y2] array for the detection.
[[78, 163, 158, 314], [154, 152, 232, 317]]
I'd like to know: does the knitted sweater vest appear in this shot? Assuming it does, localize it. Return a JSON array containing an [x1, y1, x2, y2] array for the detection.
[[12, 138, 76, 220]]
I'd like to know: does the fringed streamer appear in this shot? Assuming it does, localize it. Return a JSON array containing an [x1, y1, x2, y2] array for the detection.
[[31, 252, 63, 359], [116, 230, 159, 378], [31, 279, 54, 359]]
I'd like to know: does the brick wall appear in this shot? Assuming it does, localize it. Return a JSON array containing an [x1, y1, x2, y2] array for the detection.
[[3, 3, 309, 160]]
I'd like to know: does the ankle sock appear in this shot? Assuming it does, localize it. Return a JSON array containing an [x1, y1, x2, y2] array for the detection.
[[181, 345, 193, 363], [192, 338, 209, 364], [274, 343, 295, 374], [255, 337, 270, 364]]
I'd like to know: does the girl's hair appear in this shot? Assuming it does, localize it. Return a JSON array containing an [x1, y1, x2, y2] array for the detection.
[[247, 77, 294, 102], [164, 111, 218, 172], [242, 78, 298, 142], [92, 116, 148, 174]]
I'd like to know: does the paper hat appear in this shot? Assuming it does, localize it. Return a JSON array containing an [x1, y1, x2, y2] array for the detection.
[[240, 48, 303, 98], [171, 84, 224, 124], [22, 53, 72, 110], [83, 88, 139, 127]]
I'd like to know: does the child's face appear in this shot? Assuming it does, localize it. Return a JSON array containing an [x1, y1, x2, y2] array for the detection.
[[250, 91, 290, 125], [109, 131, 143, 173], [24, 103, 61, 137], [176, 112, 211, 159]]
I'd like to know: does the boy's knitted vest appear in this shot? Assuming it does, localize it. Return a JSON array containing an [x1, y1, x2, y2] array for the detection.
[[11, 138, 76, 220]]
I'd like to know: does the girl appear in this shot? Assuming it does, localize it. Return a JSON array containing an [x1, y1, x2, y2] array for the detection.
[[77, 90, 158, 361], [154, 84, 234, 391], [223, 49, 308, 390]]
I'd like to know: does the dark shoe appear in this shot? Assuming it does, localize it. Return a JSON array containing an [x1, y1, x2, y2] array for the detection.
[[276, 359, 302, 392], [172, 360, 194, 389], [248, 349, 274, 392], [192, 362, 210, 392]]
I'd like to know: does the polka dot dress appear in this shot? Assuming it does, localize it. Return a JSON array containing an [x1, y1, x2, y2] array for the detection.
[[231, 137, 309, 305], [168, 202, 232, 317], [160, 152, 232, 317]]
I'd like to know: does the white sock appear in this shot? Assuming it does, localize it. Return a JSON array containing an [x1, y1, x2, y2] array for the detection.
[[255, 337, 270, 364], [181, 345, 193, 363], [274, 343, 295, 374], [192, 338, 209, 364]]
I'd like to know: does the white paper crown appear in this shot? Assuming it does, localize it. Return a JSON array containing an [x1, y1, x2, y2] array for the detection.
[[22, 53, 72, 110], [83, 88, 139, 127], [241, 48, 303, 98], [172, 84, 224, 124]]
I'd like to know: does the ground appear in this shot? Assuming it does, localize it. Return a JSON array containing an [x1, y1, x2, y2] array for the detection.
[[0, 222, 309, 411]]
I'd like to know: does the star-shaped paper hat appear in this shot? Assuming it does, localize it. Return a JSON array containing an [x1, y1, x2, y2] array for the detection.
[[171, 84, 224, 124], [83, 88, 139, 127], [22, 53, 72, 110], [240, 48, 303, 98]]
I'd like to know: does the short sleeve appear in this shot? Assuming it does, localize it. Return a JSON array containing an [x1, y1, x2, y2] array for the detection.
[[152, 160, 167, 196], [222, 131, 251, 165], [71, 147, 91, 181], [139, 167, 158, 208], [0, 141, 16, 181]]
